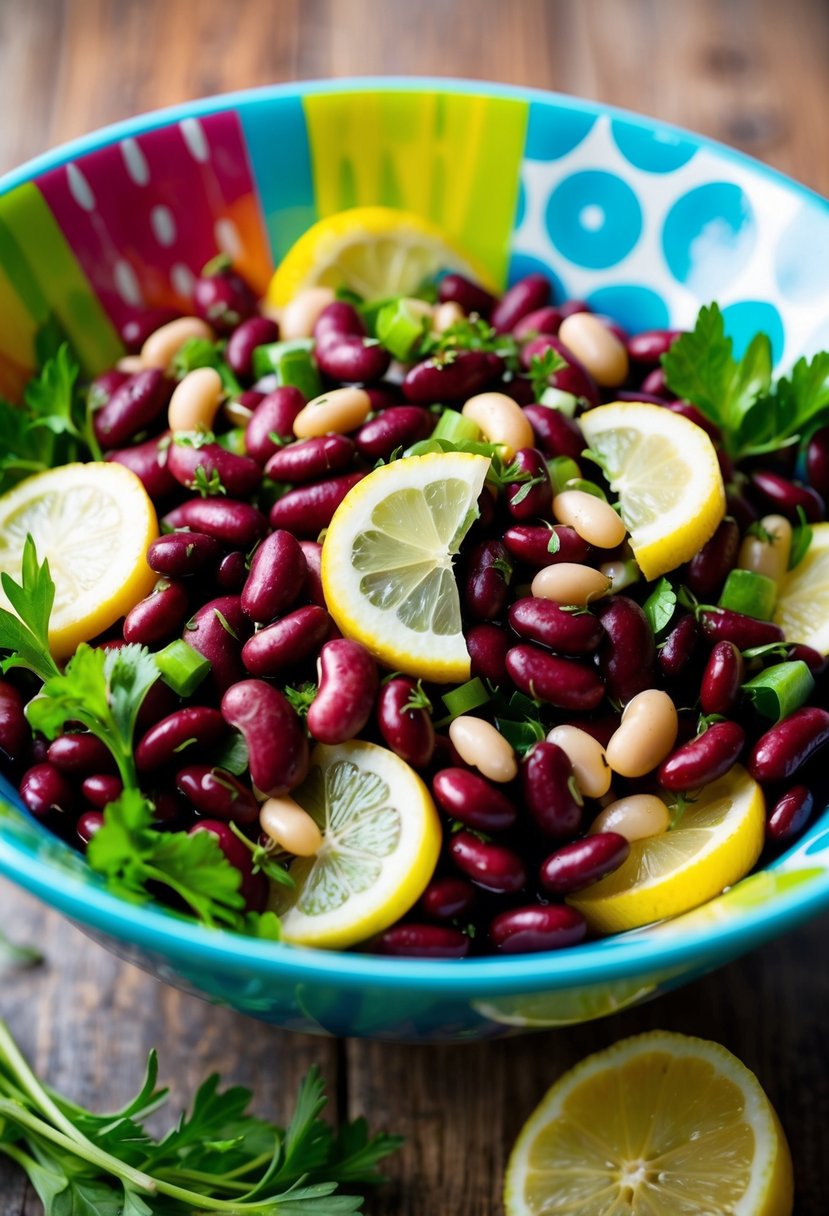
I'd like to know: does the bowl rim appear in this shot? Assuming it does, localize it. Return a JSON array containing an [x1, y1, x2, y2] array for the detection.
[[2, 76, 829, 997]]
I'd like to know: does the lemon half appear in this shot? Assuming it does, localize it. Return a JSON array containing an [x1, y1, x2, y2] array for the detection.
[[775, 521, 829, 653]]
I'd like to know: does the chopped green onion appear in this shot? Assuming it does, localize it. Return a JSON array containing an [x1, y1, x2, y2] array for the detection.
[[719, 569, 777, 620], [404, 438, 445, 458], [251, 338, 315, 380], [432, 410, 482, 443], [494, 716, 546, 755], [742, 660, 814, 721], [562, 477, 607, 501], [359, 295, 398, 336], [376, 298, 431, 361], [538, 387, 579, 416], [155, 640, 212, 696], [548, 456, 581, 494], [215, 427, 247, 455], [438, 678, 491, 722], [274, 348, 322, 400]]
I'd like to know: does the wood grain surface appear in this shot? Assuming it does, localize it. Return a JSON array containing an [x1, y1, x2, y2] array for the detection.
[[1, 2, 829, 1212]]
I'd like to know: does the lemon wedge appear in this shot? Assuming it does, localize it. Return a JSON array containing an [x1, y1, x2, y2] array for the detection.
[[774, 521, 829, 653], [568, 766, 765, 934], [321, 452, 489, 683], [267, 205, 495, 307], [272, 740, 441, 949], [579, 401, 726, 580], [504, 1030, 794, 1216], [0, 463, 158, 659]]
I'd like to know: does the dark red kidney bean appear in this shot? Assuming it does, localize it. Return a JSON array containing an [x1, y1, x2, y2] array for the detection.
[[374, 923, 470, 959], [663, 401, 722, 444], [466, 622, 510, 684], [307, 639, 378, 744], [418, 875, 477, 922], [146, 531, 221, 578], [522, 404, 588, 461], [514, 305, 563, 340], [189, 819, 268, 912], [46, 733, 116, 777], [402, 350, 500, 403], [491, 273, 550, 333], [269, 472, 364, 537], [313, 301, 366, 345], [699, 609, 784, 650], [0, 680, 30, 765], [221, 680, 309, 796], [107, 432, 178, 500], [700, 641, 745, 716], [265, 434, 355, 484], [244, 387, 307, 465], [463, 539, 513, 622], [559, 299, 590, 317], [81, 773, 123, 809], [364, 385, 403, 412], [539, 833, 630, 896], [136, 707, 226, 771], [658, 613, 699, 678], [505, 447, 552, 521], [89, 369, 129, 408], [377, 677, 435, 768], [226, 315, 280, 378], [438, 272, 495, 315], [242, 605, 331, 676], [193, 264, 257, 334], [241, 530, 307, 622], [120, 307, 181, 353], [509, 597, 603, 656], [502, 523, 591, 567], [788, 643, 828, 678], [766, 785, 814, 844], [167, 441, 261, 498], [489, 904, 586, 954], [617, 390, 671, 405], [77, 811, 104, 847], [522, 741, 583, 839], [93, 369, 169, 448], [641, 367, 671, 397], [163, 498, 267, 547], [806, 427, 829, 500], [315, 334, 391, 383], [175, 764, 259, 825], [471, 487, 497, 539], [750, 469, 825, 523], [686, 517, 740, 600], [19, 764, 75, 817], [354, 406, 434, 460], [521, 335, 600, 406], [123, 579, 189, 645], [507, 644, 605, 711], [299, 541, 325, 606], [500, 376, 537, 406], [183, 596, 250, 693], [717, 449, 736, 485], [432, 768, 517, 832], [726, 490, 758, 534], [748, 707, 829, 783], [658, 721, 746, 791], [215, 551, 248, 592], [135, 678, 179, 735], [627, 329, 682, 363], [449, 831, 526, 893], [595, 597, 655, 704]]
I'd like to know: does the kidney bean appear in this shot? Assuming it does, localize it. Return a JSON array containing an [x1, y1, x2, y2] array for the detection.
[[617, 390, 671, 405], [606, 690, 678, 778], [658, 721, 745, 790], [19, 763, 75, 817], [210, 552, 245, 594], [595, 597, 655, 704], [241, 530, 307, 623], [121, 307, 181, 353], [466, 623, 510, 684], [76, 811, 104, 847], [402, 350, 500, 403], [242, 605, 331, 676], [658, 613, 699, 678], [558, 313, 629, 388], [463, 392, 534, 456], [374, 923, 470, 959], [163, 498, 267, 548], [521, 405, 585, 463], [491, 273, 550, 333], [0, 680, 30, 766], [431, 768, 516, 832], [627, 329, 682, 363], [377, 677, 435, 767], [299, 540, 326, 607], [502, 523, 591, 568], [449, 716, 517, 783], [509, 597, 603, 655], [553, 491, 627, 549], [748, 707, 829, 783], [751, 469, 825, 523], [93, 369, 169, 448], [507, 644, 605, 711], [147, 531, 221, 578], [189, 819, 268, 912], [89, 369, 129, 408], [265, 434, 355, 485], [500, 376, 537, 407], [306, 639, 378, 744], [723, 492, 757, 537], [514, 305, 563, 340], [788, 643, 828, 678], [107, 432, 178, 500], [766, 785, 814, 844], [46, 733, 116, 777], [135, 679, 178, 736], [699, 608, 784, 650], [221, 680, 309, 796], [136, 707, 226, 771], [591, 794, 670, 841], [700, 642, 744, 716], [193, 262, 257, 334], [539, 832, 630, 895], [438, 272, 495, 315], [449, 831, 526, 893], [167, 441, 261, 498], [175, 764, 259, 825], [418, 875, 477, 922], [489, 905, 586, 953], [686, 518, 740, 600], [805, 426, 829, 499], [504, 447, 553, 521], [226, 315, 279, 378], [123, 579, 189, 645], [354, 406, 434, 460], [545, 725, 611, 798], [269, 471, 364, 537], [183, 596, 249, 693], [313, 300, 366, 345], [81, 773, 123, 809], [315, 334, 391, 383], [463, 540, 513, 621], [520, 336, 601, 406], [521, 741, 583, 838], [244, 387, 307, 466], [641, 367, 671, 397]]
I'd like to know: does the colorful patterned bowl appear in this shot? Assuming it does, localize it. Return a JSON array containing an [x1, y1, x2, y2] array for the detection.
[[2, 79, 829, 1041]]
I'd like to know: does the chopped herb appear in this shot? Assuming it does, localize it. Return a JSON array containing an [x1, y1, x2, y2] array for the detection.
[[789, 505, 813, 569], [284, 681, 318, 718], [192, 465, 227, 497], [402, 680, 433, 714], [643, 577, 678, 635], [528, 347, 567, 400], [213, 609, 239, 640], [547, 529, 561, 555]]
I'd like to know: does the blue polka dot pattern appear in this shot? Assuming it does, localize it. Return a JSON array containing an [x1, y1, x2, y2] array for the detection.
[[611, 119, 697, 173], [545, 171, 642, 270], [662, 183, 756, 294], [586, 285, 670, 333], [524, 107, 596, 161], [774, 204, 829, 303], [722, 301, 784, 363]]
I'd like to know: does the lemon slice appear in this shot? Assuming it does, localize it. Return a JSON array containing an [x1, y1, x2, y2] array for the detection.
[[272, 740, 441, 949], [267, 206, 495, 307], [504, 1030, 794, 1216], [568, 766, 765, 934], [579, 401, 726, 580], [774, 521, 829, 652], [321, 452, 489, 683], [0, 463, 158, 659]]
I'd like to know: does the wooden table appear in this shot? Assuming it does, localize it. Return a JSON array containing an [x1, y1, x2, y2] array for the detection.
[[2, 2, 829, 1211]]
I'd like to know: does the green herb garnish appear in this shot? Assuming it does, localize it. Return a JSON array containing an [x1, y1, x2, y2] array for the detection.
[[642, 577, 678, 635]]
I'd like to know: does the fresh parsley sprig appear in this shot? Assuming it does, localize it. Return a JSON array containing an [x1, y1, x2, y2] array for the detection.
[[0, 536, 60, 682]]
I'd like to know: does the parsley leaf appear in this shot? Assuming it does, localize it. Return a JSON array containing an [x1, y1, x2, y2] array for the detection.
[[528, 347, 566, 400], [642, 577, 678, 635], [171, 335, 242, 397], [789, 505, 813, 569], [0, 535, 60, 682], [192, 465, 227, 497]]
